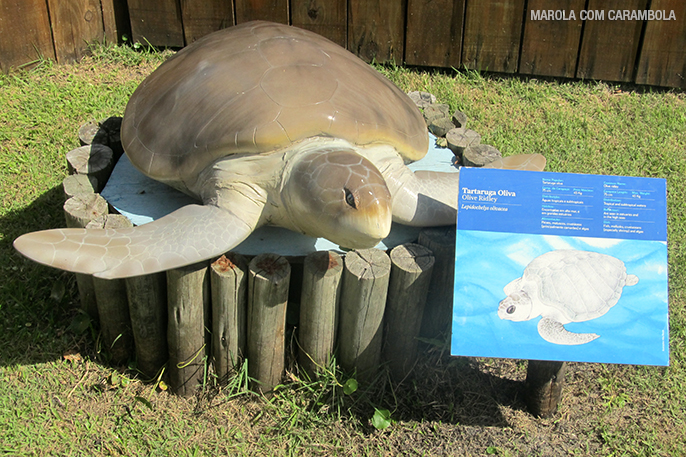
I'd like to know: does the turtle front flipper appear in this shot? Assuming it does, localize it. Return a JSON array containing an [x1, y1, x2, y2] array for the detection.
[[537, 317, 599, 345], [13, 204, 258, 279], [380, 153, 547, 226]]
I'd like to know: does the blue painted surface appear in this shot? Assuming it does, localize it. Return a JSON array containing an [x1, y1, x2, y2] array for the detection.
[[451, 168, 669, 366]]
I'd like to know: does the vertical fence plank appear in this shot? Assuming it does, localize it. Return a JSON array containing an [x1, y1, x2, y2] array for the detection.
[[181, 0, 234, 44], [127, 0, 185, 47], [348, 0, 406, 63], [576, 0, 647, 82], [46, 0, 104, 63], [462, 0, 526, 73], [101, 0, 131, 44], [0, 0, 56, 71], [291, 0, 347, 48], [405, 0, 464, 67], [235, 0, 288, 24], [635, 0, 686, 88], [519, 0, 584, 78]]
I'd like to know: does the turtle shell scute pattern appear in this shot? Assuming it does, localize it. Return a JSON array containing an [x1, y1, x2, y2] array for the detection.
[[121, 21, 428, 187], [523, 250, 630, 322]]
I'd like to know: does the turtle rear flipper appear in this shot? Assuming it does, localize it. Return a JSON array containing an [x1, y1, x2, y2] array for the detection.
[[13, 204, 258, 279], [537, 317, 599, 345]]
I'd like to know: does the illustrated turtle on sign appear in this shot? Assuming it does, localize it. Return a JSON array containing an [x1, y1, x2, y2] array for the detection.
[[498, 249, 639, 345], [14, 21, 545, 279]]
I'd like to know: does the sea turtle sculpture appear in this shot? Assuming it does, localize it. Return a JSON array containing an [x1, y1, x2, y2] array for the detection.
[[14, 21, 545, 279], [497, 249, 639, 345]]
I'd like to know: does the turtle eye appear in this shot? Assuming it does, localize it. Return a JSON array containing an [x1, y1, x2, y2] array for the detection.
[[344, 187, 357, 209], [506, 305, 516, 314]]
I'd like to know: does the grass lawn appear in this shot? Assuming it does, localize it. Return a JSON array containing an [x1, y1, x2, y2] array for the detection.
[[0, 44, 684, 456]]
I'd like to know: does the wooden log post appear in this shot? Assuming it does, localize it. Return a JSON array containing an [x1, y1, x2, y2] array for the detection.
[[78, 117, 123, 158], [125, 272, 168, 380], [383, 244, 435, 381], [417, 227, 456, 343], [525, 360, 567, 418], [167, 262, 210, 397], [87, 215, 135, 366], [298, 251, 343, 379], [63, 193, 108, 321], [338, 249, 391, 380], [247, 253, 291, 394], [446, 128, 481, 159], [65, 144, 114, 192], [210, 253, 248, 383], [64, 193, 108, 229], [62, 174, 97, 201]]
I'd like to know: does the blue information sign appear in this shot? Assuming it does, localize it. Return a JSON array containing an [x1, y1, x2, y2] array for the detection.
[[452, 168, 669, 366]]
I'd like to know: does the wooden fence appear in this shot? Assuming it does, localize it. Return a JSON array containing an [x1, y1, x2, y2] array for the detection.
[[1, 0, 684, 85]]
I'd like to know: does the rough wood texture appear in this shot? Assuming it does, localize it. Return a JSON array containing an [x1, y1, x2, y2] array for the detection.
[[417, 226, 456, 341], [519, 0, 584, 78], [211, 253, 248, 382], [338, 249, 390, 379], [0, 0, 56, 72], [576, 0, 647, 82], [167, 262, 210, 397], [125, 273, 168, 379], [463, 144, 502, 167], [181, 0, 234, 44], [462, 0, 526, 73], [636, 0, 686, 88], [525, 360, 567, 418], [46, 0, 104, 63], [292, 0, 347, 47], [93, 276, 132, 365], [63, 193, 107, 321], [348, 0, 406, 63], [78, 118, 123, 149], [66, 144, 114, 192], [446, 128, 481, 158], [247, 253, 291, 394], [127, 0, 185, 47], [101, 0, 131, 44], [405, 0, 464, 67], [64, 193, 108, 230], [298, 251, 343, 378], [62, 174, 97, 201], [383, 244, 434, 380], [88, 214, 134, 365], [235, 0, 288, 24]]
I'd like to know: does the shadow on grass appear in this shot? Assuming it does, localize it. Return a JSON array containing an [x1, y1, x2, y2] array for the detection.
[[0, 185, 527, 429], [0, 185, 85, 367], [351, 349, 526, 428]]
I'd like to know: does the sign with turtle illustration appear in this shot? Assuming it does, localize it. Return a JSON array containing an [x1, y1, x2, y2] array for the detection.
[[451, 168, 668, 366]]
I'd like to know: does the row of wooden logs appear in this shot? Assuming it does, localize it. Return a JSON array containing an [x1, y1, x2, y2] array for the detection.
[[58, 119, 565, 417]]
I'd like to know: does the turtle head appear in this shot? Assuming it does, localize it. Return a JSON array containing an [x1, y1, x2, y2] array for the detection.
[[498, 291, 534, 321], [283, 148, 392, 248]]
